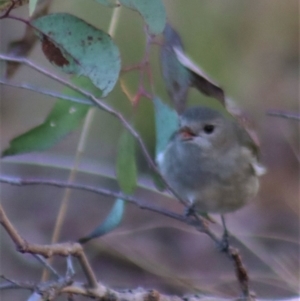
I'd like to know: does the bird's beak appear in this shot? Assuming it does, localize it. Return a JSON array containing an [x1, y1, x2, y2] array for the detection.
[[178, 127, 196, 141]]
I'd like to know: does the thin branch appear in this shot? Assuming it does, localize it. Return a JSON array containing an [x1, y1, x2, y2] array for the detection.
[[0, 275, 23, 287], [0, 0, 21, 19], [0, 205, 99, 289], [266, 110, 300, 121], [0, 281, 34, 291], [0, 275, 35, 291], [66, 255, 75, 278], [33, 254, 61, 279], [0, 80, 94, 105], [0, 175, 188, 223]]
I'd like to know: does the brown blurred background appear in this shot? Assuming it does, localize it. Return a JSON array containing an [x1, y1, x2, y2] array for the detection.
[[0, 1, 299, 300]]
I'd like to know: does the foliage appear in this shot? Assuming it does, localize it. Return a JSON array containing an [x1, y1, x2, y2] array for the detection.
[[0, 1, 299, 300]]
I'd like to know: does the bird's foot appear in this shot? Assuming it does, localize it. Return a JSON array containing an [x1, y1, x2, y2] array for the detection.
[[184, 205, 196, 217], [218, 230, 230, 252]]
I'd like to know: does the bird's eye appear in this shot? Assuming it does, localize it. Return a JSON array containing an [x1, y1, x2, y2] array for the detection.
[[203, 124, 215, 134]]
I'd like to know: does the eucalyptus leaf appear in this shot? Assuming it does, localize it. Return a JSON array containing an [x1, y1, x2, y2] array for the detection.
[[153, 97, 178, 160], [33, 13, 121, 96], [78, 198, 125, 244], [173, 47, 225, 105], [161, 24, 191, 113], [94, 0, 117, 6], [120, 0, 166, 34], [2, 77, 100, 157]]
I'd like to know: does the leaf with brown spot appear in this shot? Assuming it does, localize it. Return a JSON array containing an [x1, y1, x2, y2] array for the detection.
[[41, 35, 70, 67], [33, 13, 121, 96]]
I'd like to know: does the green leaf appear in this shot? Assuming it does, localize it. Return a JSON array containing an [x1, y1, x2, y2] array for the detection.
[[116, 130, 137, 195], [160, 24, 191, 114], [29, 0, 38, 16], [120, 0, 166, 35], [94, 0, 117, 6], [33, 13, 121, 96], [153, 97, 178, 159], [78, 198, 125, 244], [2, 76, 100, 157]]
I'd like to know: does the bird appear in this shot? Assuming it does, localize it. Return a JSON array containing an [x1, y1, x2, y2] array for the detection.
[[157, 106, 265, 219]]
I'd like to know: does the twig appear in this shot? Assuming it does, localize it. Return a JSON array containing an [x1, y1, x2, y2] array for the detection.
[[0, 277, 35, 291], [0, 275, 21, 287], [0, 205, 99, 289], [0, 175, 189, 223], [33, 254, 61, 279], [0, 0, 20, 19], [0, 80, 93, 105], [228, 248, 250, 298], [266, 110, 300, 121], [66, 255, 75, 278]]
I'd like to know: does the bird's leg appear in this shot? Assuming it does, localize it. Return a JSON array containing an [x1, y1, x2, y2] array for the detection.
[[219, 214, 230, 252]]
